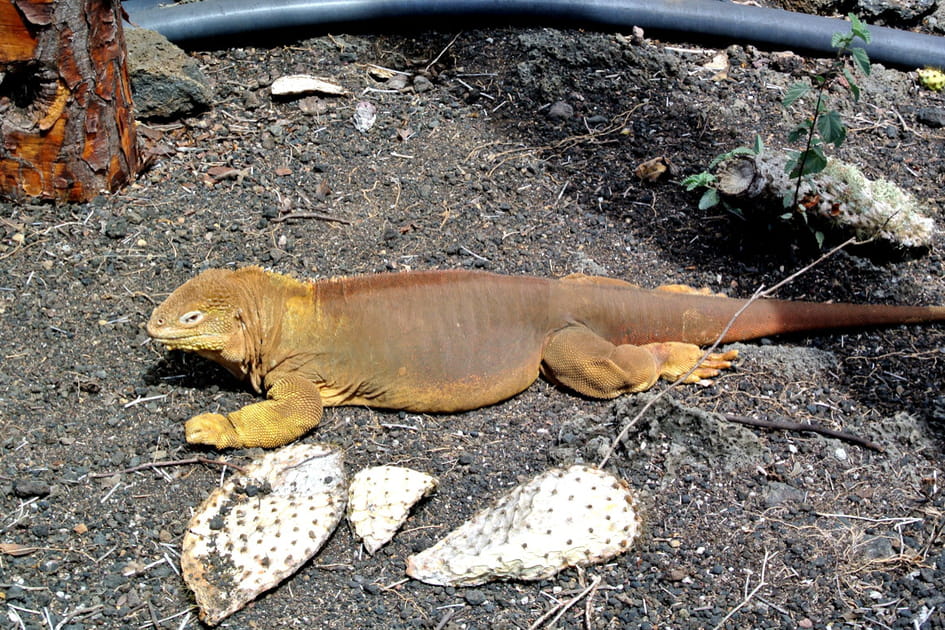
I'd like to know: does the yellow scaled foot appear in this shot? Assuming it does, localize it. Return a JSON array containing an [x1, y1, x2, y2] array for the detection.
[[185, 413, 240, 449], [682, 348, 739, 382], [643, 342, 738, 383]]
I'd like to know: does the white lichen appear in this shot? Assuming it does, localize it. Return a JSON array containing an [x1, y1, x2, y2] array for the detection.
[[755, 152, 936, 248]]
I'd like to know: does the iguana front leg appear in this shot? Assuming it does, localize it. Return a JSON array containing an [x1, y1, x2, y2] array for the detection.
[[185, 373, 324, 449], [541, 324, 737, 397]]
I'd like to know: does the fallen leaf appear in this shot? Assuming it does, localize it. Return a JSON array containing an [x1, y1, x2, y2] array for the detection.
[[703, 51, 730, 81], [366, 64, 406, 80], [634, 156, 672, 182], [0, 543, 39, 557]]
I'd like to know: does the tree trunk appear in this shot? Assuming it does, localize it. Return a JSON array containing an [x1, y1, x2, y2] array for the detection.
[[0, 0, 137, 202]]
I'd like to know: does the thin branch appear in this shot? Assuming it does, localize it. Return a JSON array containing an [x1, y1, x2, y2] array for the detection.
[[724, 414, 884, 452], [599, 235, 861, 468], [529, 576, 602, 630], [713, 549, 773, 630], [425, 32, 463, 73], [89, 457, 246, 478], [269, 211, 352, 225]]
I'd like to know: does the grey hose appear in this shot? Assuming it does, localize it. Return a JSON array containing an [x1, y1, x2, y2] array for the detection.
[[124, 0, 945, 69]]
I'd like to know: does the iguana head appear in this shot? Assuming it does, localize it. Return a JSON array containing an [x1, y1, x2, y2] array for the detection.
[[147, 268, 251, 355]]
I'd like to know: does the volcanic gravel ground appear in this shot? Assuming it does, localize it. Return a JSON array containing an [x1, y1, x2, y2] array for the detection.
[[2, 20, 945, 630]]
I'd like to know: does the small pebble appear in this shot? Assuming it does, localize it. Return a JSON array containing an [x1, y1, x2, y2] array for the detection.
[[13, 479, 51, 498], [464, 590, 487, 606], [548, 101, 574, 120]]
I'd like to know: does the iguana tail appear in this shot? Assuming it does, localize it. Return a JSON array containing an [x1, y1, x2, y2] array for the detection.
[[633, 291, 945, 346]]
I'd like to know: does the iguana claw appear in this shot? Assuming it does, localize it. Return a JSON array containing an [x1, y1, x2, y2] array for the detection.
[[681, 349, 739, 382], [185, 413, 240, 449]]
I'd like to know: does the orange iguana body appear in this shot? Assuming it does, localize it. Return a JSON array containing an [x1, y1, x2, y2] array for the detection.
[[146, 267, 945, 448]]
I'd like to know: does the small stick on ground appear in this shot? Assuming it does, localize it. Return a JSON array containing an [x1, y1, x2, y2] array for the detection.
[[270, 211, 352, 225], [528, 575, 602, 630], [89, 457, 246, 478], [584, 576, 601, 630], [425, 32, 463, 73], [598, 235, 862, 469], [724, 414, 884, 452], [713, 549, 773, 630]]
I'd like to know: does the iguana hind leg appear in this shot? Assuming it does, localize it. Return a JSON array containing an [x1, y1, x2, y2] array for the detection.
[[540, 324, 737, 398], [185, 373, 323, 449]]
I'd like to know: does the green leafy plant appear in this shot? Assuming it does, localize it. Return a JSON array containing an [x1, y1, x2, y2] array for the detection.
[[782, 13, 872, 204], [680, 14, 873, 247], [681, 134, 764, 212]]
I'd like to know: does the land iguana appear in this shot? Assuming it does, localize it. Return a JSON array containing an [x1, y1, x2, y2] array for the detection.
[[146, 267, 945, 449]]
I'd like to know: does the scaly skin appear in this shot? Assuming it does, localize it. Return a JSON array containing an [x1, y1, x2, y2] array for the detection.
[[146, 267, 945, 449]]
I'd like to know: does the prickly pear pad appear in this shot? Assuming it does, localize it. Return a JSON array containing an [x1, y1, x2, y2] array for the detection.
[[405, 464, 641, 586], [181, 444, 347, 625], [347, 465, 438, 554]]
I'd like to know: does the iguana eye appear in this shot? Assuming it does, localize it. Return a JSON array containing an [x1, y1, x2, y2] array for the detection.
[[179, 311, 204, 325]]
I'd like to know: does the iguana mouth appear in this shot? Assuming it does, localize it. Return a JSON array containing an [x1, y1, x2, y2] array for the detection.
[[149, 331, 225, 352]]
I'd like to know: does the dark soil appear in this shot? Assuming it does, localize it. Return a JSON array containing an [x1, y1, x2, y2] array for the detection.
[[2, 19, 945, 630]]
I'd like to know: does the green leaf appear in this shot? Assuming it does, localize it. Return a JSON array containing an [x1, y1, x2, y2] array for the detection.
[[831, 32, 852, 49], [850, 47, 871, 76], [752, 134, 764, 155], [724, 204, 745, 220], [782, 187, 797, 207], [790, 147, 828, 178], [848, 13, 872, 44], [698, 188, 720, 210], [787, 122, 810, 144], [707, 146, 756, 170], [681, 172, 715, 191], [818, 110, 846, 146], [785, 150, 800, 175], [814, 230, 826, 249], [843, 69, 861, 101], [782, 82, 811, 108]]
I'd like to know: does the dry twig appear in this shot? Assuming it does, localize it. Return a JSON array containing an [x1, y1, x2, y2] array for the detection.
[[723, 413, 884, 452], [598, 235, 862, 468], [713, 549, 773, 630], [270, 211, 352, 224], [528, 575, 602, 630], [89, 457, 246, 479]]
